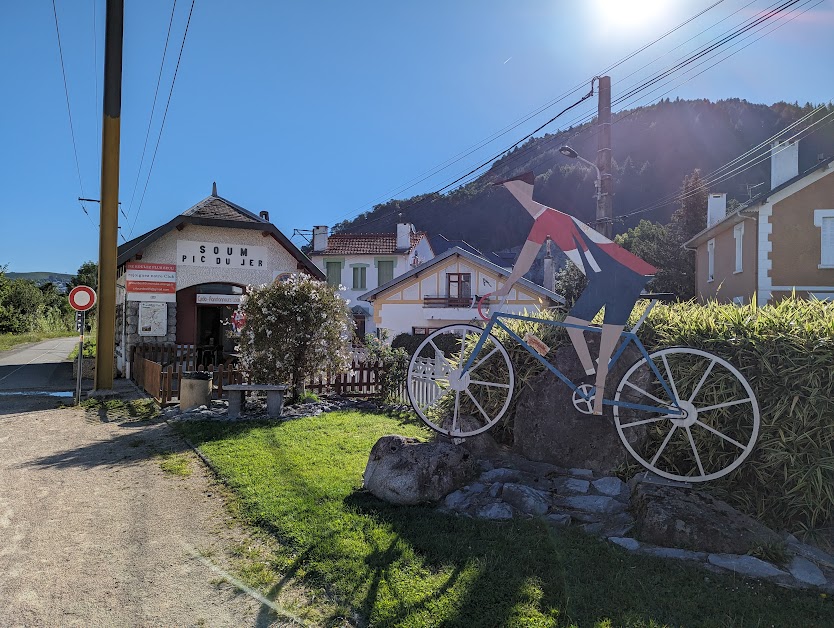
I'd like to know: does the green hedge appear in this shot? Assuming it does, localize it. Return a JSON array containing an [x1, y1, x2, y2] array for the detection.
[[489, 299, 834, 531]]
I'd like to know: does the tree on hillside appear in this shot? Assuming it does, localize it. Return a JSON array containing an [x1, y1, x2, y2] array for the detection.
[[616, 170, 707, 299]]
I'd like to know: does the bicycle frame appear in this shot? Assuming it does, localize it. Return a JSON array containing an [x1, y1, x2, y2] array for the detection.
[[462, 311, 684, 417]]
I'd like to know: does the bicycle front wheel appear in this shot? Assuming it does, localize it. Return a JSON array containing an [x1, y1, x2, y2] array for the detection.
[[613, 347, 759, 483], [407, 324, 514, 438]]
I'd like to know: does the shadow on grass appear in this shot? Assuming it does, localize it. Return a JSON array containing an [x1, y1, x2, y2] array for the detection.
[[342, 491, 567, 627]]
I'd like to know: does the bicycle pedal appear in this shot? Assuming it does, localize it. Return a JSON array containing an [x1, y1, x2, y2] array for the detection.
[[523, 332, 550, 357]]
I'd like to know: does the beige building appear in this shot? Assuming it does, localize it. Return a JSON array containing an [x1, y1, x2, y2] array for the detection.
[[685, 141, 834, 304], [359, 247, 563, 338]]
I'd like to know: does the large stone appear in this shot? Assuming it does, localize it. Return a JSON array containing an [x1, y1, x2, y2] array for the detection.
[[501, 483, 550, 516], [707, 554, 788, 579], [633, 484, 782, 554], [476, 503, 514, 521], [592, 477, 630, 500], [513, 337, 650, 473], [363, 435, 477, 506], [788, 556, 828, 587], [561, 495, 626, 515], [436, 415, 500, 457]]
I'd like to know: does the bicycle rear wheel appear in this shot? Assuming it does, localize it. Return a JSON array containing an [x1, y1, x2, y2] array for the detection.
[[407, 325, 514, 438], [613, 348, 759, 483]]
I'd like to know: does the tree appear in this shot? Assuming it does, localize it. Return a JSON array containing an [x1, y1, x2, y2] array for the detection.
[[237, 274, 353, 398], [71, 261, 98, 290], [554, 262, 587, 307], [616, 170, 708, 299]]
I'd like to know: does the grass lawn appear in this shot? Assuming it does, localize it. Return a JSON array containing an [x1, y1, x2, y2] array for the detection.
[[175, 411, 832, 627], [0, 329, 76, 353]]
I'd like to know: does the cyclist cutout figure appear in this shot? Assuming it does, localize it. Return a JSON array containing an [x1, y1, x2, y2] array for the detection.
[[493, 172, 657, 415]]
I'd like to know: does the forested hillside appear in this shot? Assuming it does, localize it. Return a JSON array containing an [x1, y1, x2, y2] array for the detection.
[[335, 99, 834, 253]]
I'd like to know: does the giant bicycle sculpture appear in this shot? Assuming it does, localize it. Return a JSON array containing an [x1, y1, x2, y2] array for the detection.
[[405, 173, 759, 483]]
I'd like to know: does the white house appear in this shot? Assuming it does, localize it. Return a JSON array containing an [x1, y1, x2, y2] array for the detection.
[[309, 223, 434, 337], [359, 246, 564, 339]]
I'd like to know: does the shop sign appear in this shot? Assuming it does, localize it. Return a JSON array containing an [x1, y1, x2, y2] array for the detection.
[[138, 301, 168, 337], [126, 262, 176, 302], [196, 294, 242, 305], [177, 241, 267, 268]]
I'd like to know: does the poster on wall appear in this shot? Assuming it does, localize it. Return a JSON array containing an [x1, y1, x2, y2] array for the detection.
[[126, 262, 176, 302], [138, 302, 168, 337]]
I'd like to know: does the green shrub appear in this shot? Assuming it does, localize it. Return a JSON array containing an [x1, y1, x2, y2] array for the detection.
[[365, 334, 409, 403], [293, 391, 320, 405], [490, 298, 834, 530]]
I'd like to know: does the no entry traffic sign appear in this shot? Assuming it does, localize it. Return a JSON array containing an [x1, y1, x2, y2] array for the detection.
[[68, 285, 97, 312]]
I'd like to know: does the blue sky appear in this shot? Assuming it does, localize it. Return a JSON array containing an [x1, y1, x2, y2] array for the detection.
[[2, 0, 832, 274]]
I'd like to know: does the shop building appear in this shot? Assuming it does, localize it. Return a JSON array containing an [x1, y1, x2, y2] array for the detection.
[[115, 184, 323, 376]]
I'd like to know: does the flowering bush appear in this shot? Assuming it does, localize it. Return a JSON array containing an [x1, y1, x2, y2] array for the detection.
[[237, 274, 353, 397]]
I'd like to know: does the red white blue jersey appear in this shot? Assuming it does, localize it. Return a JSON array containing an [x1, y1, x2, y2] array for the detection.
[[528, 206, 657, 277]]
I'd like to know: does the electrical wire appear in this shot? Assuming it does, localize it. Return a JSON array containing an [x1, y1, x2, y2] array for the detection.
[[329, 0, 731, 224], [123, 0, 179, 228], [52, 0, 98, 229], [333, 0, 809, 233], [127, 0, 195, 239]]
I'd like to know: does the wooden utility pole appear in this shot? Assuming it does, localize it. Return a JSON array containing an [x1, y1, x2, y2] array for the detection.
[[596, 76, 613, 239], [95, 0, 124, 390]]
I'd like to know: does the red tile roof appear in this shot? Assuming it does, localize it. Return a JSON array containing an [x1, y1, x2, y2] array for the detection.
[[317, 231, 426, 255]]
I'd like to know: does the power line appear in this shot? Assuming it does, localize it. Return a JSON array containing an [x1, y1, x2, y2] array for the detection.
[[123, 0, 178, 227], [330, 0, 731, 225], [52, 0, 98, 230], [128, 0, 196, 239], [458, 0, 820, 198], [604, 106, 834, 224], [334, 0, 800, 232]]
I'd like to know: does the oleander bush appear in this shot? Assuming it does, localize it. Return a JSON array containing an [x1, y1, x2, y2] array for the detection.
[[467, 298, 834, 530]]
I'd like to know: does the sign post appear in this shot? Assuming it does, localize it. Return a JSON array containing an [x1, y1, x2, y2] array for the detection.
[[69, 286, 97, 405]]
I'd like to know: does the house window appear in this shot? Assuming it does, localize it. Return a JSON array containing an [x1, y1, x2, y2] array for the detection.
[[325, 262, 341, 287], [707, 239, 715, 283], [447, 273, 472, 298], [412, 327, 440, 336], [377, 260, 394, 285], [352, 266, 367, 290], [815, 210, 834, 268], [733, 223, 744, 273]]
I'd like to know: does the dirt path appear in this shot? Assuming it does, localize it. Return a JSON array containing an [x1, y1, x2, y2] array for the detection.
[[0, 394, 286, 627]]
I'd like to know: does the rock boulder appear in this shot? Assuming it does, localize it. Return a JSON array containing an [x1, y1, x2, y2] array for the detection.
[[513, 336, 650, 473], [363, 435, 477, 505], [633, 483, 782, 554]]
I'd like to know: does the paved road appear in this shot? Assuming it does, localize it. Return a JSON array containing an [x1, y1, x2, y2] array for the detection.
[[0, 337, 78, 392]]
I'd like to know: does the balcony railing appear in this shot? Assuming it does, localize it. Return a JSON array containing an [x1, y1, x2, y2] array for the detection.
[[423, 295, 488, 308]]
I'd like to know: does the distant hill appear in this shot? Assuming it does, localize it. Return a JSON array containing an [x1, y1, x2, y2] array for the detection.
[[335, 99, 834, 254], [7, 272, 74, 292]]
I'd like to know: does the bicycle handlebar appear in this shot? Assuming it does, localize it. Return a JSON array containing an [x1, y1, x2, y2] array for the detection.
[[477, 292, 508, 321]]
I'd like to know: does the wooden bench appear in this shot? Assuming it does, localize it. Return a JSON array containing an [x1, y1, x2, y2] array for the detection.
[[224, 384, 288, 419]]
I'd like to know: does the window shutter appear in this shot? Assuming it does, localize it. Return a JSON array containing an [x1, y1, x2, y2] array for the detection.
[[707, 239, 715, 281], [377, 261, 394, 285], [823, 217, 834, 267], [326, 262, 341, 287]]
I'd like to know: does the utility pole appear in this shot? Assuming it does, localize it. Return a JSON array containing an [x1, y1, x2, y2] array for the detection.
[[95, 0, 124, 390], [596, 76, 613, 239]]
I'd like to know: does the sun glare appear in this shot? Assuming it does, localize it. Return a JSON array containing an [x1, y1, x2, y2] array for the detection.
[[595, 0, 667, 30]]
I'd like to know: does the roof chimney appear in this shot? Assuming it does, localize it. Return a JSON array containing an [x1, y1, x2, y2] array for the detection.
[[313, 226, 329, 252], [771, 139, 799, 189], [259, 210, 270, 222], [212, 181, 217, 196], [707, 193, 727, 228], [396, 222, 413, 250]]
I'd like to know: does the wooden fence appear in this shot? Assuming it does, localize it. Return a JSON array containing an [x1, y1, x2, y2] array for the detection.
[[130, 343, 385, 404]]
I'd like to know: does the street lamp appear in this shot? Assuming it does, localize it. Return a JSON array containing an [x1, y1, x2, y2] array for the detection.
[[559, 145, 601, 200]]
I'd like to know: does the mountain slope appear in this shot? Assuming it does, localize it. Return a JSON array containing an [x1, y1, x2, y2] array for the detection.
[[335, 99, 834, 253]]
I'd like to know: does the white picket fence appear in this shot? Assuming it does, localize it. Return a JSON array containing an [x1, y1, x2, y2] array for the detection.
[[396, 355, 448, 408]]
